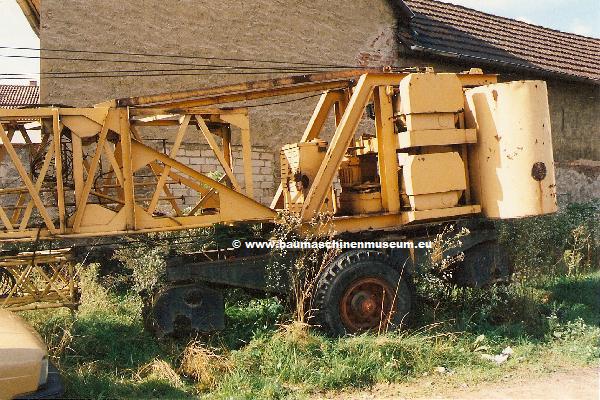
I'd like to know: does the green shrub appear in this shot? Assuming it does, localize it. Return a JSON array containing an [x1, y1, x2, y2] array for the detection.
[[112, 224, 264, 294], [497, 201, 599, 280], [267, 211, 340, 324]]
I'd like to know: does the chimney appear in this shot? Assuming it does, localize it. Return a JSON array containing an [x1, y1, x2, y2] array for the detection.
[[29, 80, 38, 86]]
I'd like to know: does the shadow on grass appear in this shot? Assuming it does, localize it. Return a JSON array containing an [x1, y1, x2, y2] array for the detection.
[[65, 316, 162, 369], [212, 297, 285, 350], [544, 272, 600, 325], [63, 371, 191, 399], [43, 299, 196, 398]]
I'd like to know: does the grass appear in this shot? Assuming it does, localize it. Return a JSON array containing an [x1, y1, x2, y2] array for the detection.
[[549, 273, 600, 325], [21, 268, 600, 399], [23, 266, 196, 398]]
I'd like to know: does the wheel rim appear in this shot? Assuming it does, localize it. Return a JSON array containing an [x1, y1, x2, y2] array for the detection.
[[339, 277, 396, 333]]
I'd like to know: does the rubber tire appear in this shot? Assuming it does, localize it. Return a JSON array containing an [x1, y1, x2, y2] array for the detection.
[[312, 250, 412, 336], [453, 241, 512, 288]]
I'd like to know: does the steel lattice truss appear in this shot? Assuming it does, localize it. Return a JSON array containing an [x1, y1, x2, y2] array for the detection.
[[0, 249, 76, 310]]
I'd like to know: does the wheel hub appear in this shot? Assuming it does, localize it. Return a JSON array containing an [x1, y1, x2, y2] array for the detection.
[[350, 291, 377, 316], [340, 277, 396, 333]]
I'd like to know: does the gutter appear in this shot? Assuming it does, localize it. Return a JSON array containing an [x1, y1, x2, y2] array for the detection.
[[409, 44, 599, 85]]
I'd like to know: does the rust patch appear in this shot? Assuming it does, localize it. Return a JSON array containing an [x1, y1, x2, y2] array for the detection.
[[532, 162, 547, 181]]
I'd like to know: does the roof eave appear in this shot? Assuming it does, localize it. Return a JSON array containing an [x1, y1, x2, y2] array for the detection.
[[409, 43, 599, 85], [393, 0, 415, 20], [16, 0, 40, 37]]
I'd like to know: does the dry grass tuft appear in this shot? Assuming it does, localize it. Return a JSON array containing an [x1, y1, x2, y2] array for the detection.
[[280, 320, 310, 334], [276, 321, 315, 346], [179, 341, 231, 391], [136, 359, 183, 388]]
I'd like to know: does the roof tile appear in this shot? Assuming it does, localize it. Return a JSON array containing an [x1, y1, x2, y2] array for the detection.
[[0, 85, 40, 108], [399, 0, 600, 82]]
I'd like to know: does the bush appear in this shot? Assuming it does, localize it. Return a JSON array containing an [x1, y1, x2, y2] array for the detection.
[[413, 203, 600, 338], [113, 224, 264, 294], [267, 211, 340, 324], [497, 201, 599, 280]]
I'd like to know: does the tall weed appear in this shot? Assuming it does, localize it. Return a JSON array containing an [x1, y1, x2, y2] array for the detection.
[[267, 211, 340, 323]]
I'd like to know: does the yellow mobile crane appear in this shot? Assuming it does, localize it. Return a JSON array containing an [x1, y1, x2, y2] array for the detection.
[[0, 68, 556, 335]]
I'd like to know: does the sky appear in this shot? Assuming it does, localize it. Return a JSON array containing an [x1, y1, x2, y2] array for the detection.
[[437, 0, 600, 37], [0, 0, 598, 85], [1, 0, 39, 84]]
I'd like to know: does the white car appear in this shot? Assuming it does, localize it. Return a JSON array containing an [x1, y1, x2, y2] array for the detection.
[[0, 310, 64, 399]]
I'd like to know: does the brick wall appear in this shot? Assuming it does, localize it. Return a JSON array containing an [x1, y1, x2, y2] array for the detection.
[[146, 141, 276, 207], [0, 144, 275, 225], [0, 145, 58, 226]]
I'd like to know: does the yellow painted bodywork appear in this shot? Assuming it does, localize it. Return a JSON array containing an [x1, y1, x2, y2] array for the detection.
[[465, 81, 558, 218], [280, 139, 334, 213], [339, 189, 383, 214], [399, 73, 464, 114], [402, 152, 466, 211], [0, 310, 46, 399]]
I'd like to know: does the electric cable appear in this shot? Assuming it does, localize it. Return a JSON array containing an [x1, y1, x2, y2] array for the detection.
[[0, 53, 356, 71], [0, 69, 329, 80], [1, 65, 325, 75], [0, 45, 358, 69]]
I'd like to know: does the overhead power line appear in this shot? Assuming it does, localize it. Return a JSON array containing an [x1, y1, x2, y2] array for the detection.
[[0, 45, 377, 82], [0, 69, 328, 80], [1, 66, 324, 76], [0, 45, 359, 69], [0, 53, 350, 71]]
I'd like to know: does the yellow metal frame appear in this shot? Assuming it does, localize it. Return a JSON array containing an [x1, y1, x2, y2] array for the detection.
[[0, 249, 77, 311], [0, 107, 275, 241], [0, 69, 496, 242]]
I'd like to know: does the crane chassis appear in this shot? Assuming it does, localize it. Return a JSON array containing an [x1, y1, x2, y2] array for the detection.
[[0, 68, 557, 335]]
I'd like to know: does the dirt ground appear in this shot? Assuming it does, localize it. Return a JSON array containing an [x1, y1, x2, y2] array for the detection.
[[317, 367, 599, 400]]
